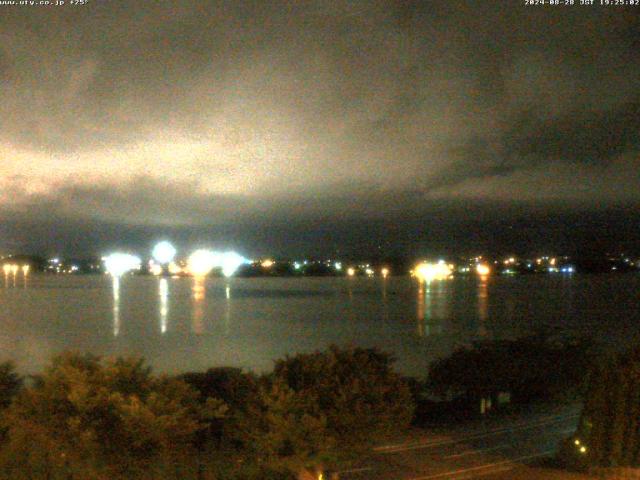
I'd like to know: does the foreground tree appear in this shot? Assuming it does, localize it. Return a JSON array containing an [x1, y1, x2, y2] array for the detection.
[[570, 347, 640, 468], [180, 367, 259, 449], [230, 379, 332, 478], [428, 333, 594, 405], [272, 346, 415, 451], [0, 353, 225, 480], [0, 362, 21, 411]]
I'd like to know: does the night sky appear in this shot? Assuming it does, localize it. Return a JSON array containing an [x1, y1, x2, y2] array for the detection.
[[1, 1, 639, 258]]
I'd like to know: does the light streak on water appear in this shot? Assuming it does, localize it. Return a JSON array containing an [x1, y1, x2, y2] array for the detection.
[[192, 277, 205, 335], [159, 278, 169, 334], [112, 277, 120, 337]]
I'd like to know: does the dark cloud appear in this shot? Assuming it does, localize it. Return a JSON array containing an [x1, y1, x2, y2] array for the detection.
[[0, 1, 639, 255]]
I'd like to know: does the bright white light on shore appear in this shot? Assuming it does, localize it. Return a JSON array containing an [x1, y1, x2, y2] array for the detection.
[[3, 264, 10, 275], [347, 267, 356, 277], [187, 249, 221, 277], [221, 251, 248, 277], [415, 261, 453, 282], [334, 262, 342, 271], [168, 262, 182, 275], [152, 241, 176, 264], [149, 263, 163, 276], [104, 253, 141, 277], [476, 264, 491, 276], [10, 265, 18, 275]]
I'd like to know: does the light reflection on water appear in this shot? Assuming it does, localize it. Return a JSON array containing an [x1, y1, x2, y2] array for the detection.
[[1, 274, 640, 377], [477, 277, 489, 337], [112, 277, 120, 337], [192, 277, 205, 335], [159, 278, 169, 334]]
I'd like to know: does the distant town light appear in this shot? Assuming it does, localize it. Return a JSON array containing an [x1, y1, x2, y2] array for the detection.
[[334, 262, 342, 271], [150, 263, 163, 276], [261, 259, 274, 268], [104, 253, 141, 277], [476, 264, 491, 276], [381, 267, 389, 278], [152, 241, 176, 265], [221, 251, 248, 277], [347, 267, 356, 277], [415, 262, 453, 282], [2, 264, 11, 275], [22, 265, 30, 275], [168, 262, 182, 275], [187, 249, 221, 277]]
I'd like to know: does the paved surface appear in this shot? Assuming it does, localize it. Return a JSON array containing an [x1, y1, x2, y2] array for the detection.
[[339, 406, 594, 479]]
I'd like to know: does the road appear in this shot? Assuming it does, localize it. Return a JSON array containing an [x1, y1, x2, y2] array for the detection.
[[338, 406, 589, 480]]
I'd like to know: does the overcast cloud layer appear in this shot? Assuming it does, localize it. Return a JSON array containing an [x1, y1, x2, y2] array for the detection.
[[0, 1, 639, 256]]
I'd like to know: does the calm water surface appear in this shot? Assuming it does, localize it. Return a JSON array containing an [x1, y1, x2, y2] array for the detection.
[[1, 274, 639, 377]]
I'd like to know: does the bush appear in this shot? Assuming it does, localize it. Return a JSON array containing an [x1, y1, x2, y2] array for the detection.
[[233, 378, 334, 476], [180, 367, 258, 448], [0, 346, 414, 479], [272, 345, 415, 450], [181, 368, 258, 412], [428, 333, 594, 405], [0, 362, 21, 411], [0, 353, 225, 480]]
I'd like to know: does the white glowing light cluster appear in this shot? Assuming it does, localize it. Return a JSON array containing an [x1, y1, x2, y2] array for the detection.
[[152, 241, 177, 264], [415, 261, 453, 282], [104, 253, 141, 277], [187, 250, 249, 277], [187, 250, 221, 277]]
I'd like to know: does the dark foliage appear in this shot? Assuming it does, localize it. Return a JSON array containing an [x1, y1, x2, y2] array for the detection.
[[0, 362, 21, 411], [575, 347, 640, 468], [272, 345, 415, 449], [0, 347, 414, 479], [428, 332, 595, 404]]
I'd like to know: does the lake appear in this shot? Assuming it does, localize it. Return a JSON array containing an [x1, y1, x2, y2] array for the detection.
[[1, 273, 639, 377]]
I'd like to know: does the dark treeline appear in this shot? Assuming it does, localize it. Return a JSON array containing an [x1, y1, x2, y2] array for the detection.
[[0, 346, 414, 480]]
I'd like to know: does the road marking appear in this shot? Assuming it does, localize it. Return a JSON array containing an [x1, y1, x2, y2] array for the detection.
[[405, 449, 555, 480], [376, 415, 577, 454], [444, 444, 509, 459]]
